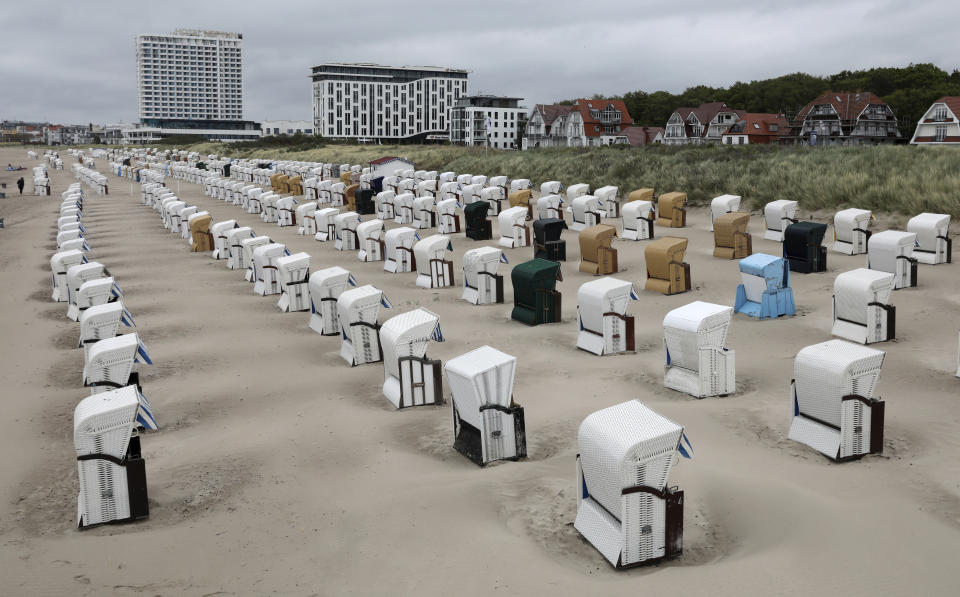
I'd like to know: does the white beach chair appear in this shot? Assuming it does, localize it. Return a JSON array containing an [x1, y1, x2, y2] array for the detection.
[[83, 332, 152, 393], [867, 230, 918, 289], [621, 200, 655, 241], [414, 234, 454, 288], [308, 267, 353, 335], [577, 278, 637, 355], [462, 246, 504, 305], [570, 195, 601, 231], [252, 243, 288, 296], [277, 196, 299, 227], [498, 206, 530, 248], [447, 346, 525, 465], [376, 190, 396, 220], [384, 227, 417, 273], [394, 192, 415, 224], [211, 220, 238, 260], [357, 220, 385, 262], [832, 268, 896, 344], [331, 182, 346, 207], [413, 196, 437, 229], [380, 308, 443, 408], [763, 200, 798, 241], [337, 285, 385, 366], [480, 186, 504, 216], [225, 227, 254, 270], [68, 275, 122, 322], [576, 400, 686, 568], [276, 252, 311, 312], [334, 211, 360, 251], [51, 249, 87, 302], [437, 198, 460, 234], [314, 207, 339, 242], [542, 181, 563, 196], [595, 186, 620, 218], [536, 194, 563, 221], [833, 208, 872, 255], [907, 213, 951, 264], [663, 301, 735, 398], [296, 202, 318, 235], [77, 301, 134, 356], [459, 183, 482, 206], [788, 339, 885, 461]]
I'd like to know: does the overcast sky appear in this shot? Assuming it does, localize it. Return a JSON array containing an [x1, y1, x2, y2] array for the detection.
[[2, 0, 958, 124]]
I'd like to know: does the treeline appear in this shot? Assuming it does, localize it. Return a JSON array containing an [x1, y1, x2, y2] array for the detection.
[[618, 63, 960, 131]]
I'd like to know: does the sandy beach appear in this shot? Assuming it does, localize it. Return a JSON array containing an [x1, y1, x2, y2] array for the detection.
[[1, 146, 958, 595]]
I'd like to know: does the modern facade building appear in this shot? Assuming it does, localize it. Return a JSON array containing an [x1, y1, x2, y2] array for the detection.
[[909, 97, 960, 145], [449, 95, 525, 149], [792, 91, 900, 145], [310, 63, 469, 142], [134, 29, 260, 142], [260, 120, 314, 136]]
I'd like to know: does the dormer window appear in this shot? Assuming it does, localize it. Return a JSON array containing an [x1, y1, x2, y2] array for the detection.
[[934, 105, 948, 121]]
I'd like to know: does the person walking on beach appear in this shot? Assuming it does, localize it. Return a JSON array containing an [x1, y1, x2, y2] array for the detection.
[[16, 177, 24, 195]]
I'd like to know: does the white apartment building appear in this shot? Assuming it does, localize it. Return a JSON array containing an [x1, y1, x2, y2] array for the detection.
[[310, 63, 468, 142], [136, 29, 244, 121], [261, 120, 314, 136], [449, 95, 526, 149]]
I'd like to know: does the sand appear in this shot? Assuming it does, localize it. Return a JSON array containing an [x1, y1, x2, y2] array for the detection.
[[1, 146, 958, 596]]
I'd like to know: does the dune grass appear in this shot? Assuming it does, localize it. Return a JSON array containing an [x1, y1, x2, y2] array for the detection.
[[176, 141, 960, 216]]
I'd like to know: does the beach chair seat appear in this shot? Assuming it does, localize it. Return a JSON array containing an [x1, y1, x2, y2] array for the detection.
[[314, 207, 339, 242], [384, 227, 417, 273], [276, 252, 311, 312], [663, 301, 735, 398], [498, 206, 530, 248], [241, 236, 272, 281], [579, 224, 619, 275], [353, 220, 383, 262], [788, 339, 885, 461], [376, 190, 396, 220], [621, 199, 654, 241], [831, 268, 895, 344], [189, 213, 213, 252], [784, 222, 828, 274], [380, 308, 443, 408], [413, 196, 437, 229], [710, 194, 741, 231], [734, 253, 795, 319], [75, 386, 158, 528], [394, 192, 415, 224], [334, 211, 360, 251], [68, 274, 122, 322], [833, 208, 872, 255], [83, 332, 152, 393], [511, 259, 562, 326], [577, 278, 637, 355], [763, 200, 798, 241], [309, 267, 353, 335], [656, 192, 686, 228], [437, 198, 460, 234], [225, 227, 254, 270], [907, 213, 951, 264], [78, 302, 135, 359], [316, 180, 333, 204], [462, 246, 504, 305], [51, 249, 87, 302], [713, 212, 752, 259], [448, 346, 525, 465], [253, 243, 288, 295], [211, 220, 238, 259], [331, 182, 347, 207], [533, 218, 566, 261], [537, 194, 563, 221], [277, 196, 298, 227], [337, 285, 385, 366], [595, 186, 620, 218], [296, 202, 318, 235], [575, 400, 686, 568], [414, 234, 454, 288], [465, 201, 492, 241], [644, 237, 690, 295]]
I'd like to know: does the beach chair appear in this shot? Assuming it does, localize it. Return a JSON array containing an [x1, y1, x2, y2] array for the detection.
[[831, 268, 896, 344], [784, 222, 828, 274], [663, 301, 735, 398], [376, 190, 396, 220], [308, 267, 353, 335], [355, 188, 376, 215], [508, 189, 533, 219], [277, 196, 298, 227], [498, 206, 530, 248], [334, 211, 360, 251], [577, 278, 637, 355], [595, 186, 619, 218], [380, 308, 444, 408], [384, 227, 417, 273], [416, 180, 436, 198], [414, 234, 454, 288], [465, 201, 492, 241], [276, 252, 311, 312], [533, 218, 566, 261], [253, 243, 288, 295], [317, 179, 333, 204], [579, 224, 619, 275], [480, 186, 504, 216], [394, 192, 415, 224], [65, 261, 108, 310], [459, 183, 482, 207], [211, 220, 238, 259], [907, 213, 951, 264], [262, 192, 281, 223], [575, 400, 686, 568], [413, 196, 437, 229], [644, 237, 691, 295], [448, 346, 525, 465], [656, 192, 686, 228], [83, 332, 152, 393], [710, 194, 741, 231], [331, 182, 346, 207], [68, 274, 122, 322], [788, 339, 885, 461], [345, 184, 360, 211], [288, 175, 303, 196], [734, 254, 795, 319], [537, 194, 563, 221], [51, 249, 87, 302], [462, 246, 504, 305], [189, 213, 214, 252], [314, 207, 339, 242], [621, 199, 654, 241], [337, 285, 385, 366], [763, 200, 798, 242], [713, 212, 752, 259], [357, 220, 385, 262], [225, 227, 253, 270], [439, 181, 459, 202], [78, 302, 135, 359], [241, 236, 272, 281], [867, 230, 918, 288], [511, 258, 562, 326], [833, 208, 872, 255], [75, 386, 158, 528], [296, 202, 318, 236]]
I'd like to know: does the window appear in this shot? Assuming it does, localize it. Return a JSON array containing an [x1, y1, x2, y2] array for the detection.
[[935, 124, 947, 142], [738, 136, 744, 144], [753, 123, 760, 129], [934, 105, 949, 121], [769, 124, 778, 132]]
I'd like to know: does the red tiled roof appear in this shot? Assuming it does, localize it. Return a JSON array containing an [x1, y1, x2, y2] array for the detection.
[[572, 98, 634, 137], [796, 90, 888, 122], [625, 126, 664, 146], [723, 113, 789, 138], [534, 104, 575, 127], [931, 96, 960, 119], [691, 102, 729, 126]]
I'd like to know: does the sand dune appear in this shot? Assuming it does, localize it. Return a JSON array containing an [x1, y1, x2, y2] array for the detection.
[[1, 147, 958, 595]]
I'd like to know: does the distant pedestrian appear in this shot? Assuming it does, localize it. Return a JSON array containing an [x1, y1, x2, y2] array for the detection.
[[17, 177, 24, 195]]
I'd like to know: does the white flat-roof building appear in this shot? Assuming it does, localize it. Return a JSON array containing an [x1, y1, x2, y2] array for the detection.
[[260, 120, 314, 136], [450, 95, 526, 150], [310, 63, 468, 142]]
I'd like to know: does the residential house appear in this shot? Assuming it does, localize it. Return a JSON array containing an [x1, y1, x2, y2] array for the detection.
[[523, 104, 574, 149], [524, 99, 633, 148], [664, 102, 741, 145], [793, 91, 900, 145], [722, 113, 789, 145], [625, 126, 664, 146], [909, 97, 960, 145]]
